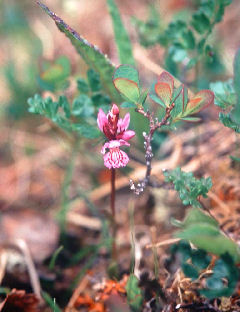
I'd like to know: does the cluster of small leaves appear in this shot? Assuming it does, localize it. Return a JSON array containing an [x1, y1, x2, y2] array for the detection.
[[133, 0, 231, 75], [211, 48, 240, 133], [167, 240, 211, 280], [113, 65, 214, 125], [163, 167, 212, 207], [28, 69, 111, 139], [210, 79, 235, 109], [167, 240, 239, 299]]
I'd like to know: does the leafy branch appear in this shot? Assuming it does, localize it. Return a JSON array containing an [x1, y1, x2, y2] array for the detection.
[[112, 65, 214, 194]]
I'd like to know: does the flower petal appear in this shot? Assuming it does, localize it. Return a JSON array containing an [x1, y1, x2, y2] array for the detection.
[[111, 104, 119, 116], [118, 113, 130, 132], [117, 130, 135, 141], [97, 109, 108, 132], [104, 148, 129, 169]]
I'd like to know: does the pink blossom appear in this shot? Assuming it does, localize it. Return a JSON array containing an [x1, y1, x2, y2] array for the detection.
[[102, 140, 129, 169], [97, 105, 135, 169]]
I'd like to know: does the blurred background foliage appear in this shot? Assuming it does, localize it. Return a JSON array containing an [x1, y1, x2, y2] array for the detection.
[[0, 0, 240, 164]]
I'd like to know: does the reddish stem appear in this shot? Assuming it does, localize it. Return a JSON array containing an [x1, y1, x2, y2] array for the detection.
[[111, 168, 117, 261]]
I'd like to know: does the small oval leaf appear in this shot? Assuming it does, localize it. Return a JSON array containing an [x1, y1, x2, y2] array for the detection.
[[113, 77, 140, 103], [185, 90, 214, 115], [155, 82, 172, 106], [158, 71, 174, 94]]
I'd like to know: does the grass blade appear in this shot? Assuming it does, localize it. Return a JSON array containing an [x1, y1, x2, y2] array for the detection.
[[37, 1, 122, 103], [106, 0, 135, 65]]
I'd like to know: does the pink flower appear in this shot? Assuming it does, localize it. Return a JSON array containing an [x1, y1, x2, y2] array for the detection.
[[102, 140, 129, 169], [97, 104, 135, 169]]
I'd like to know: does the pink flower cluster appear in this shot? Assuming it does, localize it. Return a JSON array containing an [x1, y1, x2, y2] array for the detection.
[[97, 104, 135, 169]]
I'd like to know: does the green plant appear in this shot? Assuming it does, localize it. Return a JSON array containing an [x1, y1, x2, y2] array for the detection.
[[211, 48, 240, 133], [163, 167, 212, 207], [28, 0, 240, 308], [133, 0, 231, 81]]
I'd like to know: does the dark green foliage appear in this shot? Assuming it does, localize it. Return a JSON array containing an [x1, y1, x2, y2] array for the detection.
[[126, 274, 143, 312], [182, 262, 199, 280], [106, 0, 135, 65], [168, 240, 210, 279], [200, 254, 239, 299], [191, 12, 210, 34], [28, 68, 112, 139], [77, 78, 89, 93], [133, 0, 231, 77], [167, 241, 239, 299], [163, 167, 212, 207], [87, 69, 101, 92]]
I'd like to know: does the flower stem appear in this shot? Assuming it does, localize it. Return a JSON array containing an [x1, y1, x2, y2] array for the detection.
[[111, 168, 117, 261]]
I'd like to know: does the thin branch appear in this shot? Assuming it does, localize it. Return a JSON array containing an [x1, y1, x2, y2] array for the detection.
[[130, 102, 175, 195]]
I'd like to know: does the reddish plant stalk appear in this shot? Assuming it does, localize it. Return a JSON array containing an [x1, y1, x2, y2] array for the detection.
[[111, 168, 117, 261]]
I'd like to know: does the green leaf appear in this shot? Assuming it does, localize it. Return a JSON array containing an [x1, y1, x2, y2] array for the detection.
[[191, 249, 211, 270], [171, 85, 184, 118], [77, 78, 89, 93], [232, 48, 240, 123], [184, 90, 214, 116], [210, 79, 236, 109], [121, 101, 136, 108], [191, 12, 210, 34], [150, 71, 174, 107], [37, 1, 122, 103], [72, 94, 94, 117], [164, 168, 212, 208], [138, 90, 149, 106], [219, 112, 240, 133], [114, 78, 140, 103], [73, 123, 100, 139], [126, 274, 143, 312], [106, 0, 135, 65], [181, 263, 199, 280], [87, 69, 101, 92], [59, 95, 71, 118], [179, 208, 219, 229], [180, 116, 201, 122], [113, 65, 140, 103], [176, 223, 240, 263], [114, 64, 139, 84], [234, 48, 240, 98], [182, 29, 195, 50], [200, 254, 239, 299], [91, 93, 111, 107]]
